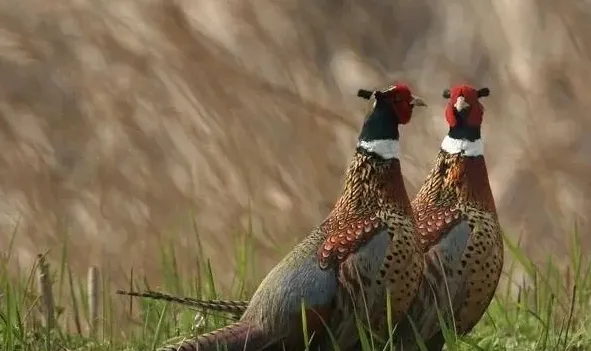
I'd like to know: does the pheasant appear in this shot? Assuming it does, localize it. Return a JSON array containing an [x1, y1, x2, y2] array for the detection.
[[152, 84, 427, 351], [394, 84, 504, 351]]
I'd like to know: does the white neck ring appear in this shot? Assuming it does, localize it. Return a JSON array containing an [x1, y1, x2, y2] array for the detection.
[[440, 135, 483, 156], [357, 139, 399, 159]]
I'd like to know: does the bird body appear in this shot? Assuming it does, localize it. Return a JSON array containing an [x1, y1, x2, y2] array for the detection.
[[395, 85, 503, 351], [153, 85, 427, 351]]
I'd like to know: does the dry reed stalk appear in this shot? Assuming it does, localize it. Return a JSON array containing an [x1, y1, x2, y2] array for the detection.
[[67, 264, 83, 335], [87, 265, 100, 337], [36, 253, 55, 329], [565, 265, 572, 295]]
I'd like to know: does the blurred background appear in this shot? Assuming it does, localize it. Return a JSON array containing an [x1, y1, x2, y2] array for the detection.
[[1, 0, 590, 319]]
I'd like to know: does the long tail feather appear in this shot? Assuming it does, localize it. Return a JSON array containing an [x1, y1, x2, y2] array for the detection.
[[156, 322, 271, 351], [116, 290, 248, 319]]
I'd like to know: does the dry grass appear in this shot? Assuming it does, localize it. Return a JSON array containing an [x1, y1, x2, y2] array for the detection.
[[0, 0, 590, 337]]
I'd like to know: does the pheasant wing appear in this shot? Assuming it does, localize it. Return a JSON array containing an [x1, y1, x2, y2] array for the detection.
[[316, 212, 392, 350], [395, 220, 471, 349], [317, 213, 386, 270], [412, 197, 464, 251]]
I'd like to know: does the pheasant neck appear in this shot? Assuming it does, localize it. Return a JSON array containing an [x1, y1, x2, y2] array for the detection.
[[332, 100, 409, 215], [445, 153, 496, 212], [415, 136, 495, 213], [334, 150, 412, 216], [356, 98, 401, 160]]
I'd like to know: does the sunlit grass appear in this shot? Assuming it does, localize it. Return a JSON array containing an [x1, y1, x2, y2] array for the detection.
[[1, 220, 590, 350]]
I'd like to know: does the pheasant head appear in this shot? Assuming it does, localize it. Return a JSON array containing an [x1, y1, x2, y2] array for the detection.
[[355, 84, 427, 159], [440, 84, 490, 155]]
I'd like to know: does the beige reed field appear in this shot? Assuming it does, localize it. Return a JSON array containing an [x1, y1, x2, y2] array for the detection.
[[1, 0, 591, 349]]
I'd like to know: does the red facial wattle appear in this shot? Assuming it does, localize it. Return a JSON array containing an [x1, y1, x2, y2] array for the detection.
[[445, 85, 484, 127], [394, 101, 412, 125], [390, 84, 413, 125]]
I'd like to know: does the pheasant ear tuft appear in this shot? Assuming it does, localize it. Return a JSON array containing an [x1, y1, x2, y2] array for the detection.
[[357, 89, 374, 100], [477, 88, 490, 98]]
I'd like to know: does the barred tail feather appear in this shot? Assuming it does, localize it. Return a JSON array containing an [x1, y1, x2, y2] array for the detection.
[[116, 290, 248, 317], [157, 322, 270, 351]]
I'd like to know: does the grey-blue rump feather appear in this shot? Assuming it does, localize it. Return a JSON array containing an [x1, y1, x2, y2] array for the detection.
[[437, 220, 471, 265], [242, 228, 390, 333], [242, 231, 339, 328], [348, 228, 390, 281]]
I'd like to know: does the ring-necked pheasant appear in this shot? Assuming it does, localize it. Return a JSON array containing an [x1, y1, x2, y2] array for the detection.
[[152, 84, 427, 351], [394, 84, 504, 351]]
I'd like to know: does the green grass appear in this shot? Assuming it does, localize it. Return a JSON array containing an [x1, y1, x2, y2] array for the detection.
[[1, 220, 590, 351]]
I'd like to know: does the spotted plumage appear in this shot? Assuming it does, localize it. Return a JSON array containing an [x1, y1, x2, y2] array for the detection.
[[149, 84, 428, 351], [372, 212, 425, 336], [395, 85, 503, 351]]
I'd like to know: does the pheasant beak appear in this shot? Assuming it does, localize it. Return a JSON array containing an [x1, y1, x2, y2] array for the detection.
[[410, 95, 427, 107], [453, 96, 470, 111]]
